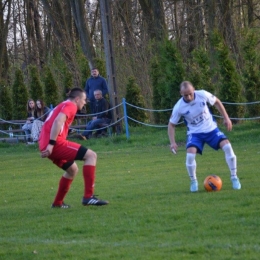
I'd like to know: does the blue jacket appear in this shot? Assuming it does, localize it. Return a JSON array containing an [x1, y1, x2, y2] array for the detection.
[[84, 75, 108, 101]]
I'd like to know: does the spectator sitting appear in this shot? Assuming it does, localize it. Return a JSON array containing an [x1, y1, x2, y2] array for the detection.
[[22, 99, 36, 144], [80, 89, 111, 140], [31, 99, 50, 142]]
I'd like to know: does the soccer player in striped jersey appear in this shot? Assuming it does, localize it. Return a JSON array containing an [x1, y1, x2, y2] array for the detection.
[[168, 81, 241, 192], [39, 88, 108, 208]]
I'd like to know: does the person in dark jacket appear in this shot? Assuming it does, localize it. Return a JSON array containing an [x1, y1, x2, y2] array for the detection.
[[80, 89, 111, 139], [84, 68, 109, 113]]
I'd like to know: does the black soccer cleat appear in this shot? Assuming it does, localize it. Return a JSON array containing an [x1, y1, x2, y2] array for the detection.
[[51, 203, 71, 209], [82, 195, 109, 206]]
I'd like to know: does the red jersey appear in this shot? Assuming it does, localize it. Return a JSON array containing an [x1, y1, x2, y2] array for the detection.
[[39, 100, 77, 150]]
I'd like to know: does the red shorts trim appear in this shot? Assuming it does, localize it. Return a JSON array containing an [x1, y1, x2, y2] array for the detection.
[[48, 140, 81, 168]]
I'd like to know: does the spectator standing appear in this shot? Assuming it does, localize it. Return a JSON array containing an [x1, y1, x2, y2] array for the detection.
[[168, 81, 241, 192], [39, 87, 109, 208], [22, 99, 36, 144], [84, 68, 109, 113], [80, 89, 111, 139]]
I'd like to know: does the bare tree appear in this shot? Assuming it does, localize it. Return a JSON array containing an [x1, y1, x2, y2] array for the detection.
[[217, 0, 241, 67], [2, 0, 260, 109], [138, 0, 167, 41], [0, 0, 12, 80], [117, 0, 135, 53], [33, 0, 45, 66], [40, 0, 80, 85], [69, 0, 96, 68], [25, 0, 38, 65]]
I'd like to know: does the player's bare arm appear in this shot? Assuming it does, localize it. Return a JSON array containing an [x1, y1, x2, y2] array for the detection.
[[41, 112, 67, 158], [168, 122, 178, 153], [214, 98, 232, 131]]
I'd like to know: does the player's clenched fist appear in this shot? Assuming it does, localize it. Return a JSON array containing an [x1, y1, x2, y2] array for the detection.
[[41, 145, 54, 158]]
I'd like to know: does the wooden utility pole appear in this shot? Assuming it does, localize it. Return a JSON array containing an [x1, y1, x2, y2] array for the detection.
[[99, 0, 121, 133]]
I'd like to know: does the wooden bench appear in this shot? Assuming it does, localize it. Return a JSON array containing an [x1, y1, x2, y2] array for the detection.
[[0, 119, 26, 128], [0, 114, 114, 142], [0, 117, 88, 142], [0, 120, 27, 142]]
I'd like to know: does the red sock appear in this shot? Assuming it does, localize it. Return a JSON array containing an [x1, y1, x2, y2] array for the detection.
[[53, 176, 73, 206], [83, 165, 96, 198]]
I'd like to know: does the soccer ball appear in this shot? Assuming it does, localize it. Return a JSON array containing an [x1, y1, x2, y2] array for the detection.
[[204, 175, 222, 192]]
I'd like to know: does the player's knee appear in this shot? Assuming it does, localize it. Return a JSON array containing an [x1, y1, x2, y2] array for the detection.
[[66, 163, 79, 178], [220, 139, 230, 148], [89, 150, 97, 160], [83, 149, 97, 162], [186, 153, 196, 165], [222, 143, 235, 157], [73, 164, 79, 174]]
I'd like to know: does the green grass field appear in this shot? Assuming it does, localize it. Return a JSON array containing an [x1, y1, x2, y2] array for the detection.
[[0, 122, 260, 259]]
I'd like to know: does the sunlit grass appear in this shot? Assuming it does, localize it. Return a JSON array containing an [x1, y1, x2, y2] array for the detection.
[[0, 122, 259, 259]]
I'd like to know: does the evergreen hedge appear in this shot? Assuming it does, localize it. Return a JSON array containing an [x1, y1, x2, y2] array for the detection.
[[0, 81, 12, 120], [12, 69, 28, 120], [150, 40, 184, 124], [125, 76, 147, 126]]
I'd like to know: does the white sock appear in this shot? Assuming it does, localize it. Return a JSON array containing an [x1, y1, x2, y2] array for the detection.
[[186, 153, 197, 181], [222, 143, 237, 179]]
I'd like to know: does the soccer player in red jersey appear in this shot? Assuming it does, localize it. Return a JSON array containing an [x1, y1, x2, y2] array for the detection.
[[39, 88, 109, 208]]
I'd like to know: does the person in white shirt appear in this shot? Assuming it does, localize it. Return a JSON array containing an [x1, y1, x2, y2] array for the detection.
[[168, 81, 241, 192]]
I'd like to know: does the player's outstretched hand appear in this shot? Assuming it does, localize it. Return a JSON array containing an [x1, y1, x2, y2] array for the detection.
[[41, 144, 54, 158]]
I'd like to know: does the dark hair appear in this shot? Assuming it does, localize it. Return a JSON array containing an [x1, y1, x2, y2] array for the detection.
[[91, 67, 98, 71], [36, 99, 45, 117], [67, 87, 85, 99]]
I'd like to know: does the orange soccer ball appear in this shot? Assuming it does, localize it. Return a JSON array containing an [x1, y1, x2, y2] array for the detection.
[[204, 175, 222, 192]]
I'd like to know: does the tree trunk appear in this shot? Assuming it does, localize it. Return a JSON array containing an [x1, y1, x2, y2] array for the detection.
[[217, 0, 241, 67], [40, 0, 80, 85], [32, 0, 45, 67], [0, 0, 11, 80], [25, 0, 38, 66], [117, 0, 135, 54], [70, 0, 96, 68], [247, 0, 254, 26], [138, 0, 167, 41]]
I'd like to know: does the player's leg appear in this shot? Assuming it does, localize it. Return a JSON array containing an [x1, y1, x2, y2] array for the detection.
[[186, 148, 198, 192], [50, 141, 82, 208], [54, 144, 102, 205], [220, 139, 241, 190], [205, 128, 241, 190], [52, 162, 78, 208], [50, 140, 108, 207], [81, 149, 109, 206], [82, 149, 97, 198], [186, 134, 204, 192]]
